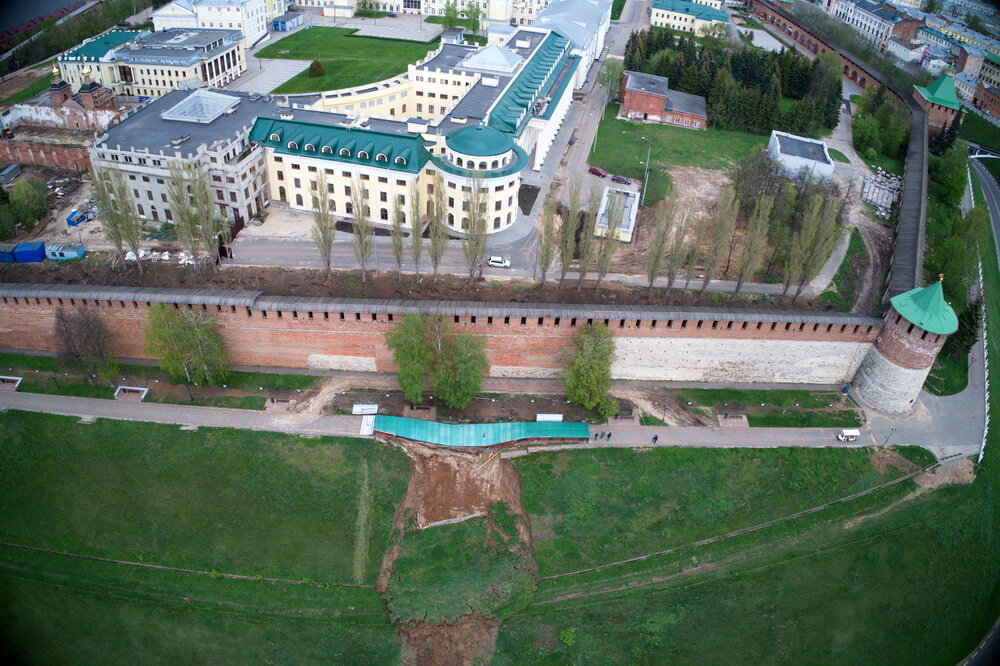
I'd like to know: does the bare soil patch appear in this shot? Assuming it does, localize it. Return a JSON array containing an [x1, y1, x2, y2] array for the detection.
[[397, 616, 500, 666], [611, 386, 709, 426], [0, 254, 842, 312], [868, 448, 918, 475], [915, 458, 977, 488]]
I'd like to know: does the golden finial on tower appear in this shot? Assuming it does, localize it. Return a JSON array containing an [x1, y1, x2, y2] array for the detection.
[[938, 273, 944, 282], [51, 63, 60, 78], [81, 65, 92, 78]]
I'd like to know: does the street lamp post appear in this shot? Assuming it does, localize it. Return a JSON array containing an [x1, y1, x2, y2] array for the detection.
[[640, 136, 651, 206]]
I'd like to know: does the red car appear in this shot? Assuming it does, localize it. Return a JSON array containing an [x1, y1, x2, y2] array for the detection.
[[611, 175, 632, 185], [588, 166, 607, 177]]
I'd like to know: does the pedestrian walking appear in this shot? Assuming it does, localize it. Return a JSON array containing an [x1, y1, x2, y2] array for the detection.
[[607, 432, 612, 441], [652, 434, 658, 444]]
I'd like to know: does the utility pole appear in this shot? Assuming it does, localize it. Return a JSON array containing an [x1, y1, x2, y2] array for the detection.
[[640, 136, 651, 206]]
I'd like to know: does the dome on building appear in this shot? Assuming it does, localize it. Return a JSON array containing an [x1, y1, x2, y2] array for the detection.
[[889, 280, 958, 335], [445, 125, 514, 157]]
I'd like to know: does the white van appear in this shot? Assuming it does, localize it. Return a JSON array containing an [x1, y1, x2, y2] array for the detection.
[[837, 429, 861, 442]]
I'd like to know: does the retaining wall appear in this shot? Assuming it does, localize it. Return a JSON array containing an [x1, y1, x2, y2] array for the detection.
[[0, 284, 881, 385]]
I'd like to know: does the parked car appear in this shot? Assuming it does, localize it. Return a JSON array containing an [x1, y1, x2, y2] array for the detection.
[[387, 12, 397, 17], [611, 174, 632, 185], [588, 166, 607, 177], [487, 256, 511, 268]]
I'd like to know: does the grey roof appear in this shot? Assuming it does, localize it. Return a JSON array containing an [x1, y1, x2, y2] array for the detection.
[[96, 88, 280, 157], [113, 28, 242, 67], [624, 70, 671, 97], [0, 283, 262, 307], [665, 89, 707, 117], [273, 11, 302, 23], [0, 283, 881, 325], [416, 43, 478, 73], [441, 27, 465, 37], [532, 0, 612, 50], [774, 132, 831, 164], [849, 0, 904, 23]]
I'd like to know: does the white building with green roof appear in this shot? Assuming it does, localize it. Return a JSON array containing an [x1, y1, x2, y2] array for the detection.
[[651, 0, 729, 35]]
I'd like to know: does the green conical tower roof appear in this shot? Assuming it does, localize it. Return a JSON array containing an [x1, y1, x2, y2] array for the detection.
[[914, 74, 961, 110], [889, 280, 958, 335]]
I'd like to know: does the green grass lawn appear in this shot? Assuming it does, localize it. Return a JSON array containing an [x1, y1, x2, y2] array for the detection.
[[959, 111, 1000, 152], [859, 149, 905, 176], [591, 105, 768, 204], [256, 27, 436, 94], [924, 351, 970, 396], [0, 411, 408, 583], [828, 147, 851, 163], [0, 546, 399, 664], [424, 15, 480, 30], [494, 212, 1000, 665], [818, 229, 867, 311], [611, 0, 626, 20], [385, 503, 536, 624], [672, 388, 843, 409], [514, 446, 921, 577], [0, 73, 53, 104]]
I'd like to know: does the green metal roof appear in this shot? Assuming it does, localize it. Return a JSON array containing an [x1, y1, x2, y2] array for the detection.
[[60, 31, 140, 63], [652, 0, 729, 23], [913, 74, 961, 110], [373, 415, 589, 448], [249, 117, 430, 174], [431, 143, 528, 178], [445, 125, 515, 156], [487, 31, 572, 136], [889, 281, 958, 335]]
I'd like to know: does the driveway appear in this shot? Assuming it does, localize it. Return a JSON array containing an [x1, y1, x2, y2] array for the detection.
[[224, 57, 311, 93]]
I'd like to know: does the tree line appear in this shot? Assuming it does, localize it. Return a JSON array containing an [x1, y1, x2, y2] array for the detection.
[[623, 29, 842, 137], [850, 84, 910, 163], [2, 0, 156, 75], [0, 178, 49, 241]]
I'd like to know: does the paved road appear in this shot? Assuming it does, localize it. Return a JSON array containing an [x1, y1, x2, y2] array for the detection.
[[0, 391, 365, 437], [972, 158, 1000, 268]]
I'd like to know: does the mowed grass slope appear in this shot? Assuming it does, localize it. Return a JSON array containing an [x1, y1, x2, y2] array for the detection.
[[514, 446, 926, 576], [0, 411, 409, 583], [256, 27, 436, 93], [495, 192, 1000, 664]]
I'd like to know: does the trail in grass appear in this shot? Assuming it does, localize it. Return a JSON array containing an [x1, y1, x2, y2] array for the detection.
[[353, 460, 373, 585]]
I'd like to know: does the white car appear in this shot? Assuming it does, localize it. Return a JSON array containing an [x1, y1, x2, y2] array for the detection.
[[487, 256, 511, 268]]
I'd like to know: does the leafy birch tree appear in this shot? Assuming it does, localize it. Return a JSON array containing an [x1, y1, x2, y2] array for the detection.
[[559, 178, 581, 287], [663, 209, 689, 291], [576, 186, 601, 289], [144, 303, 228, 385], [537, 190, 557, 285], [461, 177, 488, 282], [409, 181, 424, 280], [166, 159, 202, 260], [428, 173, 449, 280], [594, 191, 624, 289], [702, 185, 738, 293], [645, 197, 674, 293], [563, 323, 617, 418], [390, 194, 406, 280], [92, 165, 144, 273]]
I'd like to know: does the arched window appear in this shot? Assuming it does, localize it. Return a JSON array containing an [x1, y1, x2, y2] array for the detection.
[[295, 193, 303, 206], [330, 200, 336, 211], [269, 133, 280, 141], [447, 212, 455, 226], [304, 143, 314, 151], [376, 153, 388, 162], [278, 185, 286, 201], [395, 156, 406, 165], [456, 157, 464, 167], [358, 150, 369, 160], [491, 160, 499, 169], [380, 208, 389, 220], [493, 216, 501, 230], [478, 162, 487, 170], [506, 212, 511, 224], [321, 145, 332, 153], [461, 217, 469, 230], [345, 201, 353, 214], [340, 148, 351, 156], [287, 141, 298, 149]]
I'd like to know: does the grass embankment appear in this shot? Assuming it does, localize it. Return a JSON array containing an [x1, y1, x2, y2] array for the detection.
[[514, 446, 926, 577], [0, 410, 410, 660], [611, 0, 626, 20], [673, 388, 862, 427], [0, 352, 318, 408], [493, 202, 1000, 664], [828, 147, 851, 163], [859, 150, 905, 176], [590, 105, 768, 204], [256, 27, 436, 94], [818, 229, 867, 311], [959, 112, 1000, 152], [0, 73, 53, 105], [385, 503, 536, 624]]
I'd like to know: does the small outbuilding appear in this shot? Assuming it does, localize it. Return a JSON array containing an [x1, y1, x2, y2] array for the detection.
[[618, 71, 708, 129], [271, 12, 302, 32], [766, 130, 834, 180], [0, 243, 17, 263], [441, 27, 467, 44], [13, 241, 46, 263], [45, 243, 86, 260]]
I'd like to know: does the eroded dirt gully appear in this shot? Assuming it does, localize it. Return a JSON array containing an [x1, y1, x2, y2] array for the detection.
[[376, 443, 536, 666]]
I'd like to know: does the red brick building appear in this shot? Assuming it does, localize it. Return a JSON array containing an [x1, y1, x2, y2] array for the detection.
[[974, 83, 1000, 119], [618, 71, 708, 129]]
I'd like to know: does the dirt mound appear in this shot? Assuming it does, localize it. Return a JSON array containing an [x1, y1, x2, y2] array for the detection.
[[611, 386, 709, 426], [915, 458, 977, 488], [398, 616, 499, 666], [868, 448, 918, 475]]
